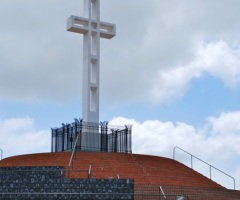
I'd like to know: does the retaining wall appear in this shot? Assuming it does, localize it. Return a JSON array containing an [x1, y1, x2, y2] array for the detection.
[[0, 166, 134, 199]]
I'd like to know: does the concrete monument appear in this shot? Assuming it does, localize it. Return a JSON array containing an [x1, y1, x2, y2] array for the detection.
[[67, 0, 116, 123]]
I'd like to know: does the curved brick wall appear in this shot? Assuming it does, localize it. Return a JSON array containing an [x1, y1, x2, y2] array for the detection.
[[0, 152, 223, 188]]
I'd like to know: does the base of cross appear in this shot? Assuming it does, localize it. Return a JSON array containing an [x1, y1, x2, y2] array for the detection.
[[51, 118, 132, 154]]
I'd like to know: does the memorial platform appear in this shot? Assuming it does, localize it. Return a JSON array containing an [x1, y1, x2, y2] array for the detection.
[[1, 151, 240, 199]]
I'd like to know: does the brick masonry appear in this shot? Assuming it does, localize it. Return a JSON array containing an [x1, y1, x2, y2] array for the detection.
[[0, 166, 134, 199]]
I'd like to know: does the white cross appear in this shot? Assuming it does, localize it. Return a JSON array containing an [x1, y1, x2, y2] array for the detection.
[[67, 0, 116, 123]]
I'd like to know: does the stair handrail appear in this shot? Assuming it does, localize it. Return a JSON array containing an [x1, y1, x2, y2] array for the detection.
[[68, 133, 79, 168], [159, 186, 166, 199], [173, 146, 235, 190]]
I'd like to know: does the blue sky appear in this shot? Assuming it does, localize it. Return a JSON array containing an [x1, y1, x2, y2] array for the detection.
[[1, 73, 238, 129], [1, 0, 240, 190]]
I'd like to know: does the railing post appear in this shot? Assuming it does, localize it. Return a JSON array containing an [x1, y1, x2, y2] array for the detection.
[[0, 149, 2, 160], [173, 147, 176, 160], [191, 155, 193, 169], [88, 165, 92, 179], [210, 165, 212, 179]]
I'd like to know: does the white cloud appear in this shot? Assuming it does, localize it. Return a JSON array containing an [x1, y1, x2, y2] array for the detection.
[[198, 41, 240, 88], [109, 110, 240, 189], [0, 117, 50, 158], [1, 1, 240, 105], [208, 111, 240, 135], [149, 40, 240, 104], [100, 0, 240, 105], [150, 64, 202, 103]]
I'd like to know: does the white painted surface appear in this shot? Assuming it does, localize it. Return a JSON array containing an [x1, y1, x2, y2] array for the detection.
[[67, 0, 116, 123]]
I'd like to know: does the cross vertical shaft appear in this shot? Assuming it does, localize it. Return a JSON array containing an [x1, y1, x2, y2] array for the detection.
[[83, 0, 100, 124], [67, 0, 116, 123]]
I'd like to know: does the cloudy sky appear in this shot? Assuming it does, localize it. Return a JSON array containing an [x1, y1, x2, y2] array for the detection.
[[1, 0, 240, 190]]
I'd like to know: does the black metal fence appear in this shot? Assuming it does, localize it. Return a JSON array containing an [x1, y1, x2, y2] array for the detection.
[[51, 119, 132, 153]]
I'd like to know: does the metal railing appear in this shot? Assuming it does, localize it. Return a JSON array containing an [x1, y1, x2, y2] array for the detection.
[[67, 134, 92, 179], [159, 186, 166, 199], [68, 133, 79, 169], [173, 146, 235, 190], [52, 119, 132, 154]]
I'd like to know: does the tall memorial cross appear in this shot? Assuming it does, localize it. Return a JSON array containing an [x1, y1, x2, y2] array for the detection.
[[67, 0, 116, 124]]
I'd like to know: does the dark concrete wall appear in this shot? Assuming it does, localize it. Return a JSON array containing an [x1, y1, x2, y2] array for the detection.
[[0, 166, 134, 199]]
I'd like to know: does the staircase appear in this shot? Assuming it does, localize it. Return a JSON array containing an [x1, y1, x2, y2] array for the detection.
[[135, 185, 240, 200], [0, 152, 224, 187], [1, 152, 240, 199]]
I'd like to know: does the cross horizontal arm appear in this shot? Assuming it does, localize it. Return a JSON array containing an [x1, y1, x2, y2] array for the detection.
[[67, 15, 116, 39]]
